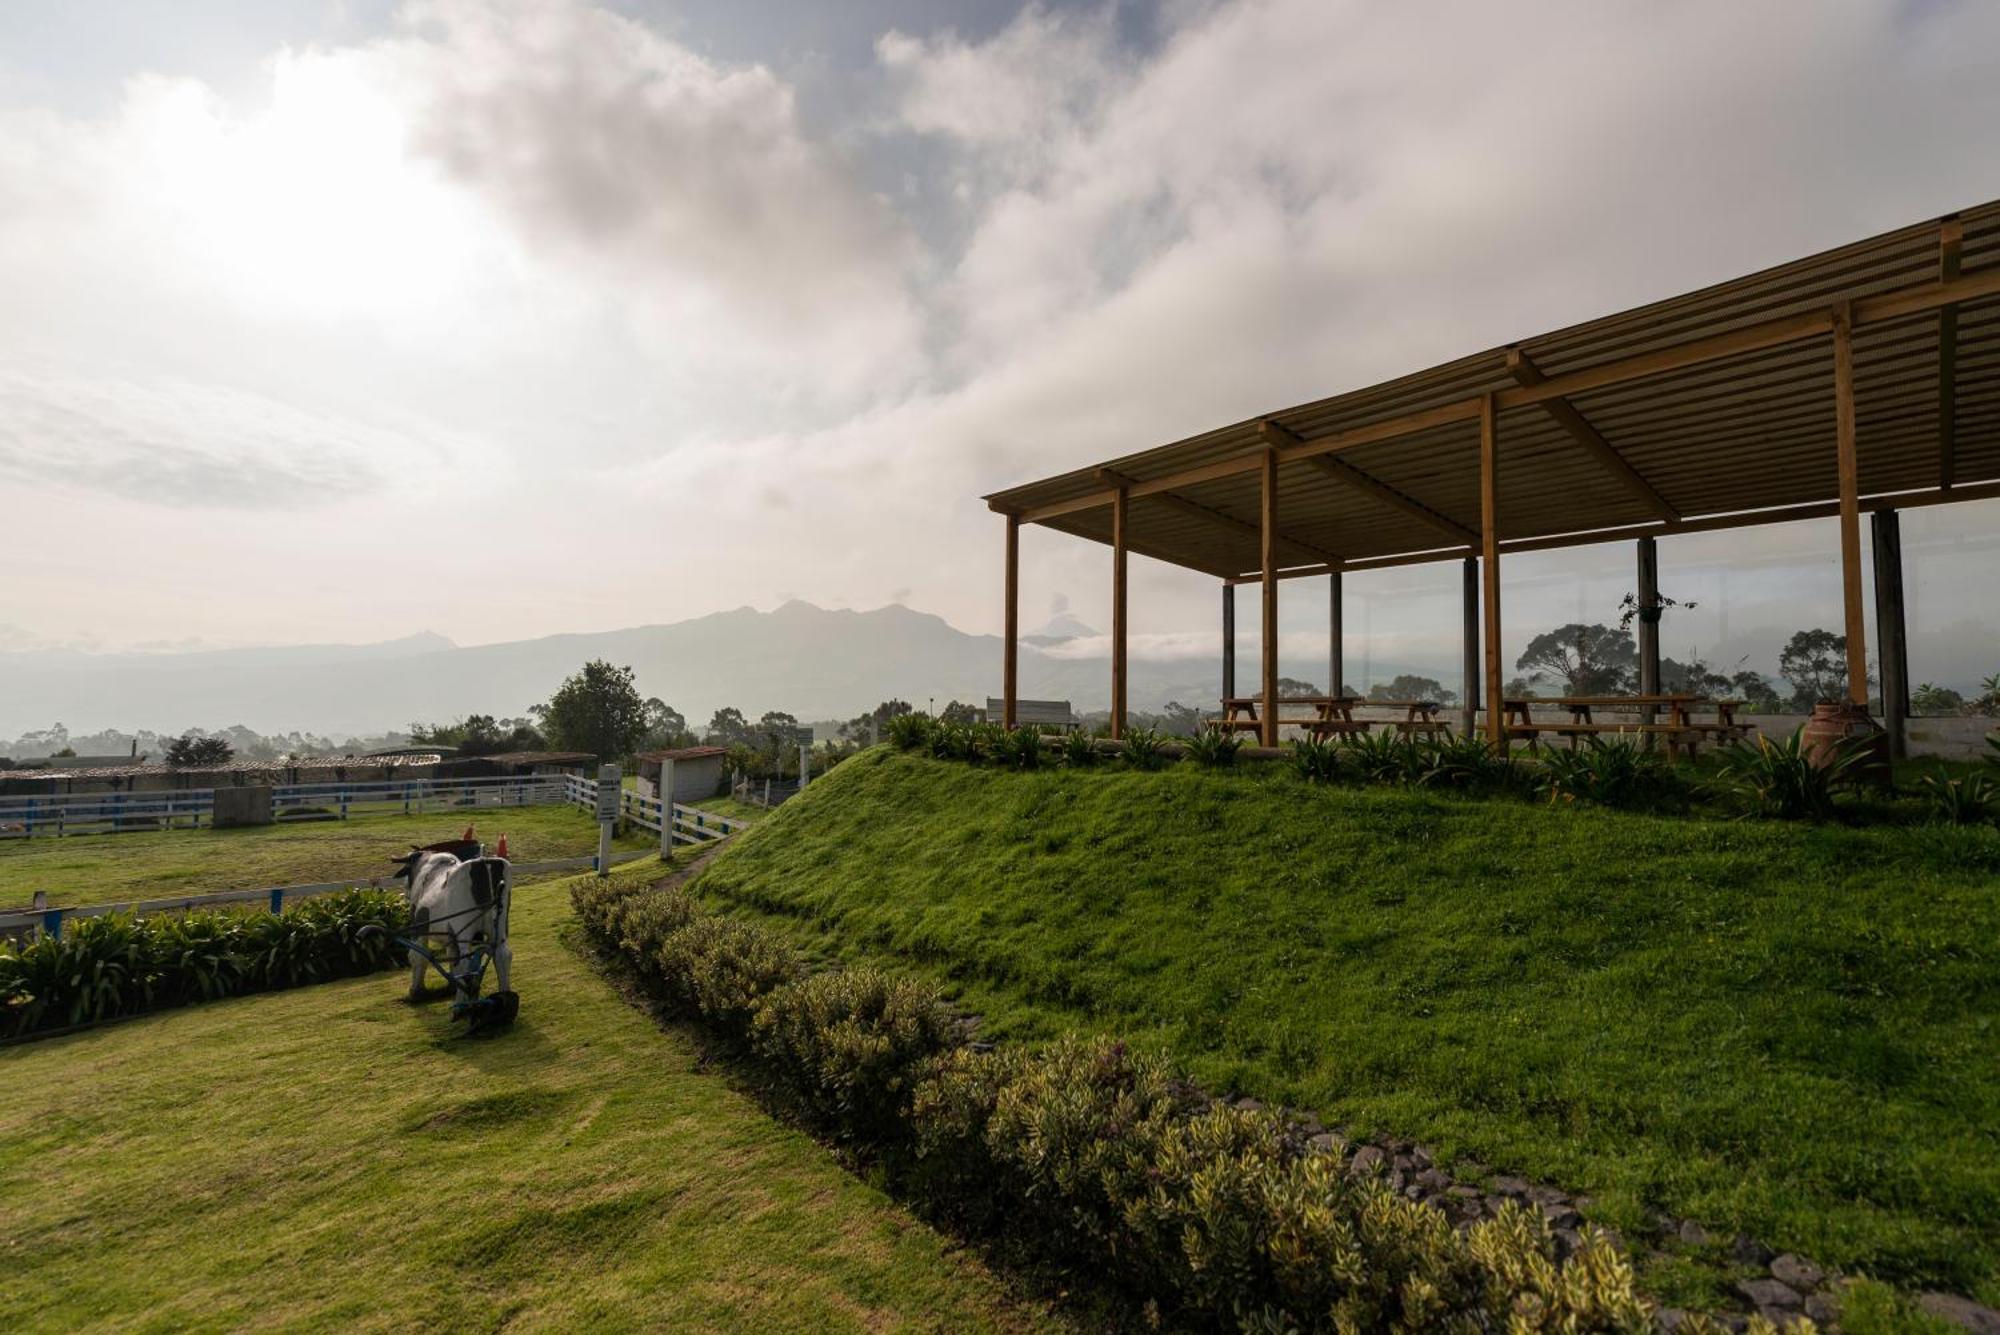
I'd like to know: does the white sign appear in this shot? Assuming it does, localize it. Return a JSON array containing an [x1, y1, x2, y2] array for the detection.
[[595, 763, 621, 821]]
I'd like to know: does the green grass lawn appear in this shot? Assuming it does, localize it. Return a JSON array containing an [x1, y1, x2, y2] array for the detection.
[[690, 749, 2000, 1308], [0, 806, 660, 909], [0, 860, 1054, 1333]]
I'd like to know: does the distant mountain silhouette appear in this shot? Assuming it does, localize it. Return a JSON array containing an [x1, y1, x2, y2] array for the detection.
[[0, 601, 1305, 738]]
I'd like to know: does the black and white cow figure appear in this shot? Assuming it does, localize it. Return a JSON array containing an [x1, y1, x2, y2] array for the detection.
[[390, 828, 514, 1023]]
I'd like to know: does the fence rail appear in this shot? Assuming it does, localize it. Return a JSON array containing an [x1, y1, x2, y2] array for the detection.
[[558, 775, 748, 845], [0, 790, 216, 838]]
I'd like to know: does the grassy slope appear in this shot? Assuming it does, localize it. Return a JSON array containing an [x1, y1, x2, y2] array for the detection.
[[692, 749, 2000, 1305], [0, 806, 660, 908], [0, 860, 1050, 1333]]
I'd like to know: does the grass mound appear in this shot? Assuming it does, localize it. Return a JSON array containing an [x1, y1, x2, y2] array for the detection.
[[689, 748, 2000, 1307]]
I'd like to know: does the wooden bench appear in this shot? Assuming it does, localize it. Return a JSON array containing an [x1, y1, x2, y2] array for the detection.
[[986, 697, 1073, 731], [1502, 695, 1745, 759], [1207, 696, 1374, 739], [1368, 699, 1447, 738]]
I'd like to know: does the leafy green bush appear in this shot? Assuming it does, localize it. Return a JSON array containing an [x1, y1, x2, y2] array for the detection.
[[0, 889, 406, 1038], [1412, 734, 1513, 792], [886, 711, 934, 751], [1537, 737, 1680, 809], [1345, 730, 1421, 784], [1915, 767, 1997, 826], [1058, 730, 1099, 768], [1120, 727, 1169, 771], [1182, 728, 1243, 768], [652, 916, 803, 1041], [1288, 735, 1342, 783], [990, 726, 1044, 770], [1715, 727, 1867, 821], [753, 968, 958, 1144]]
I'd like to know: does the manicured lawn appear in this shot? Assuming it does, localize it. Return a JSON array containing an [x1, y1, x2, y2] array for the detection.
[[691, 749, 2000, 1307], [0, 805, 658, 909], [0, 861, 1053, 1332]]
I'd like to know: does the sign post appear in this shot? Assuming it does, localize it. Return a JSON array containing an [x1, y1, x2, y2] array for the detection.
[[595, 763, 620, 876]]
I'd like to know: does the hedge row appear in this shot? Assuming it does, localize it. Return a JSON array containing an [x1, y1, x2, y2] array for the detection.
[[574, 874, 1811, 1333], [0, 889, 409, 1038]]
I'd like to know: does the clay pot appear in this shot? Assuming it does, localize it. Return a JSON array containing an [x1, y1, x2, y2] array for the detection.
[[1801, 700, 1890, 785]]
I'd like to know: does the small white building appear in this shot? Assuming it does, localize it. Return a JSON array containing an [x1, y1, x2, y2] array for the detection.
[[636, 747, 728, 803]]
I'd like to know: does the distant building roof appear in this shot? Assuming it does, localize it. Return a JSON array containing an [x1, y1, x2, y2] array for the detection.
[[479, 751, 596, 766], [369, 744, 458, 757], [638, 746, 728, 762], [16, 753, 444, 783]]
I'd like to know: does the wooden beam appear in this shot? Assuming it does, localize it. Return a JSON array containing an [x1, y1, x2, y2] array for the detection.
[[1100, 466, 1340, 567], [1636, 535, 1660, 727], [1328, 571, 1344, 698], [1872, 509, 1909, 758], [1261, 420, 1478, 541], [1111, 486, 1128, 740], [1221, 583, 1236, 703], [1002, 514, 1019, 730], [1507, 347, 1679, 520], [1939, 217, 1962, 489], [1260, 448, 1279, 748], [1479, 393, 1502, 745], [1832, 303, 1870, 707], [1461, 555, 1479, 738], [1231, 476, 2000, 580]]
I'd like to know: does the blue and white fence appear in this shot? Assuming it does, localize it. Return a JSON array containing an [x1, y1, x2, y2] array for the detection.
[[556, 774, 749, 847], [0, 789, 216, 838]]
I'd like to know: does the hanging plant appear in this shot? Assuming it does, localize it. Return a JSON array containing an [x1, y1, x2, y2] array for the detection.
[[1618, 590, 1698, 630]]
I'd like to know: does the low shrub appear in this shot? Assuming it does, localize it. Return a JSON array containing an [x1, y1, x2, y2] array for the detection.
[[886, 712, 934, 752], [990, 726, 1044, 771], [1058, 729, 1099, 768], [1914, 767, 1997, 825], [753, 968, 958, 1144], [1537, 737, 1681, 810], [1412, 734, 1514, 792], [1289, 735, 1342, 783], [574, 875, 1775, 1332], [0, 889, 407, 1038], [1715, 727, 1867, 821], [928, 720, 979, 763], [1183, 727, 1243, 768], [1345, 730, 1421, 784], [1120, 727, 1169, 771]]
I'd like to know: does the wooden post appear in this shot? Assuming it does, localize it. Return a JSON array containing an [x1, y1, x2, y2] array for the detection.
[[1832, 304, 1870, 706], [1003, 514, 1019, 729], [1328, 571, 1344, 698], [1479, 394, 1503, 745], [658, 758, 675, 854], [1260, 449, 1279, 747], [1940, 218, 1961, 490], [1461, 556, 1479, 737], [1111, 485, 1129, 740], [1636, 536, 1660, 727], [1871, 510, 1909, 758], [1221, 583, 1236, 702]]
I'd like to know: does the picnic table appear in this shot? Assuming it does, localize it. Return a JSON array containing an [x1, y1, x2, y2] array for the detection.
[[1210, 696, 1373, 739], [1365, 699, 1448, 738], [1501, 695, 1747, 757]]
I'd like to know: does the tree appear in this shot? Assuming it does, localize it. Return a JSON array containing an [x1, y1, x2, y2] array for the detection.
[[1158, 701, 1203, 736], [705, 707, 751, 747], [938, 700, 979, 725], [536, 660, 648, 760], [165, 733, 233, 768], [1729, 671, 1784, 714], [1367, 674, 1456, 706], [840, 699, 912, 745], [1777, 629, 1851, 709], [1911, 682, 1966, 715], [1659, 656, 1732, 697], [409, 714, 544, 756], [1515, 624, 1636, 695], [639, 699, 691, 751], [756, 710, 803, 755], [1275, 676, 1322, 698]]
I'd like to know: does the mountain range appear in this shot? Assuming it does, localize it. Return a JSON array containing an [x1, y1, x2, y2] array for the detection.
[[0, 601, 1332, 740]]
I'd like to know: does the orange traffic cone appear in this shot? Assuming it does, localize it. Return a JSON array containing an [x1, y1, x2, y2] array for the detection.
[[496, 833, 509, 859], [461, 824, 475, 843]]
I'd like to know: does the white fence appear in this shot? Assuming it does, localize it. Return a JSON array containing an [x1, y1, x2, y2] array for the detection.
[[0, 790, 215, 838], [557, 774, 750, 846]]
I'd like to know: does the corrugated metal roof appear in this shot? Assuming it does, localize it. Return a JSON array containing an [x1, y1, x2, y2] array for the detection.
[[637, 746, 727, 762], [985, 200, 2000, 575]]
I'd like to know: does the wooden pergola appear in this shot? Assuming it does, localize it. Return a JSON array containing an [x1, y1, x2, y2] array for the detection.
[[985, 201, 2000, 752]]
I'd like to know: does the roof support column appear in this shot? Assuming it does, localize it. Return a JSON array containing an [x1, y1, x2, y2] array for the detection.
[[1871, 510, 1909, 759], [1460, 556, 1479, 738], [1002, 514, 1019, 731], [1328, 572, 1344, 699], [1260, 448, 1279, 748], [1636, 536, 1660, 728], [1940, 218, 1962, 489], [1111, 485, 1129, 740], [1221, 583, 1236, 704], [1479, 395, 1503, 746], [1832, 304, 1870, 707]]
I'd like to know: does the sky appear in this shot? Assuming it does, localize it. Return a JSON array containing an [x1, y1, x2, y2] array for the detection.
[[2, 0, 1997, 693]]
